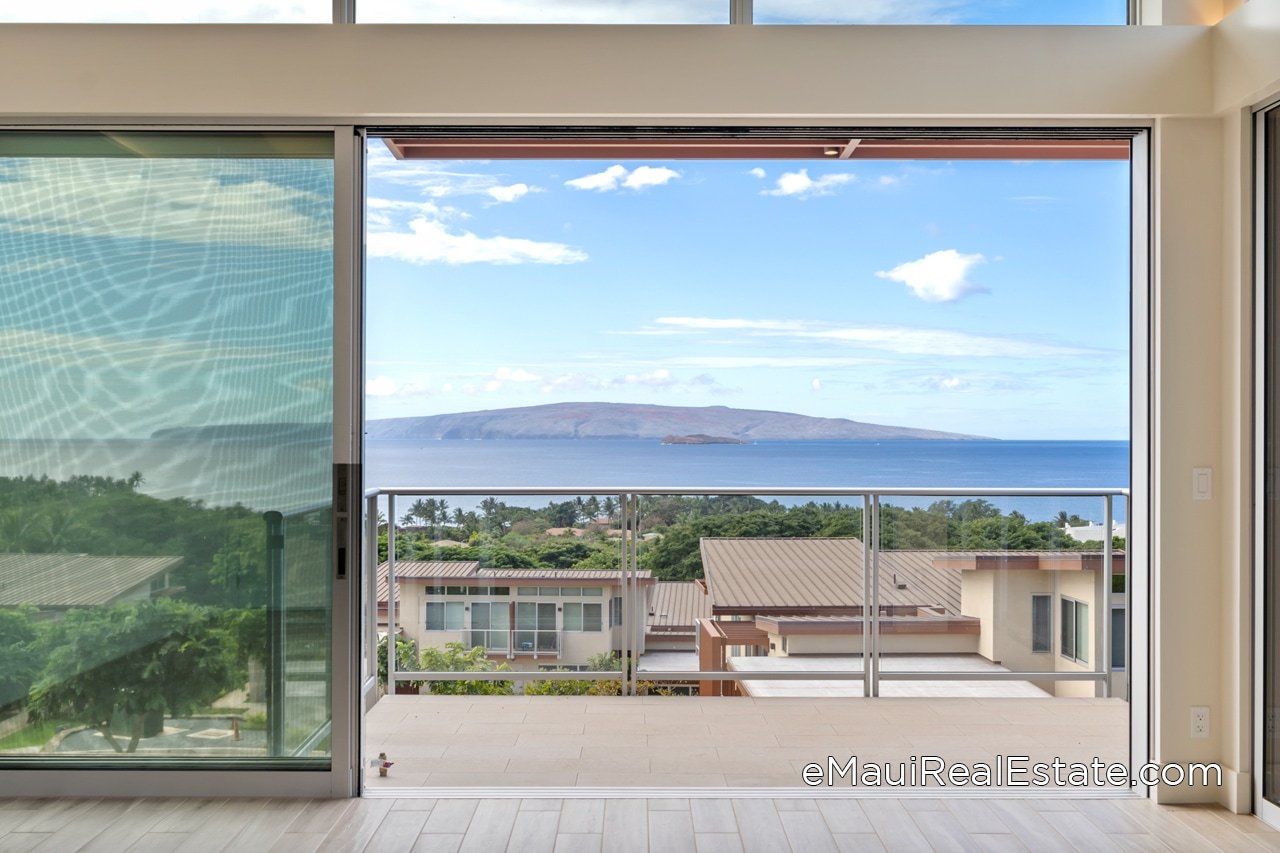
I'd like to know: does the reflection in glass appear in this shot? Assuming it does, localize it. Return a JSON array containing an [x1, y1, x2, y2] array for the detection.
[[0, 132, 334, 764]]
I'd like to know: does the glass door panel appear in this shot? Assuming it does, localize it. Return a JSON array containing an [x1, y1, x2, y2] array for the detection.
[[0, 132, 335, 766]]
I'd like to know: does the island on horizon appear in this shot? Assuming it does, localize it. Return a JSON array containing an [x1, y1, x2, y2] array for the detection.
[[662, 434, 750, 446], [364, 402, 987, 442]]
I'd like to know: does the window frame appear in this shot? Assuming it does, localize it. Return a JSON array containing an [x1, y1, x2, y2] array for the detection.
[[1031, 593, 1053, 653], [1061, 596, 1090, 665]]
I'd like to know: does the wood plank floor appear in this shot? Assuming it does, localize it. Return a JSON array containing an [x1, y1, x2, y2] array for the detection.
[[1, 796, 1277, 852]]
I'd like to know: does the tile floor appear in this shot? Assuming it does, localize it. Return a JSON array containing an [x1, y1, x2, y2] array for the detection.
[[365, 695, 1128, 790]]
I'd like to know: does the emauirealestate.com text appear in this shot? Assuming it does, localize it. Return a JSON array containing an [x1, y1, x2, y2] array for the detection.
[[801, 756, 1222, 788]]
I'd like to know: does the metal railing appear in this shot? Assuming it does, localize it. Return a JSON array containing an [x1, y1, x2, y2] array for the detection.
[[366, 486, 1129, 698]]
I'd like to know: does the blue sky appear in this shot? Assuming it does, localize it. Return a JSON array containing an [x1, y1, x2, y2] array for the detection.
[[0, 0, 1127, 24], [365, 144, 1131, 440]]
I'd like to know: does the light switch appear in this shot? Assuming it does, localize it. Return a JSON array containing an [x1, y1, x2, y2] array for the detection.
[[1193, 467, 1212, 501]]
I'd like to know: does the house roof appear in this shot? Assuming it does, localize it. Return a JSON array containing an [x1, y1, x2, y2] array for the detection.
[[0, 553, 180, 608], [376, 561, 480, 604], [376, 560, 653, 604], [699, 538, 961, 615], [932, 552, 1126, 572], [646, 581, 712, 632]]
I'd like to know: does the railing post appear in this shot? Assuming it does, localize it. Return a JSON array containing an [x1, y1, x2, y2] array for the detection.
[[365, 494, 378, 688], [632, 491, 645, 691], [1101, 494, 1114, 698], [264, 510, 285, 755], [862, 494, 872, 699], [619, 493, 630, 696], [387, 493, 397, 691], [870, 495, 881, 698]]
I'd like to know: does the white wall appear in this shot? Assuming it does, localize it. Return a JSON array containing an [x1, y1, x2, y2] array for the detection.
[[1, 3, 1279, 808], [0, 24, 1212, 123]]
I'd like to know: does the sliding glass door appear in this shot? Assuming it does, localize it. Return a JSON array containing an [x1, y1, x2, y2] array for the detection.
[[0, 132, 337, 778]]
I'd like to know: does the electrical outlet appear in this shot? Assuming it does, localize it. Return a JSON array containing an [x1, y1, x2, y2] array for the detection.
[[1191, 706, 1210, 739]]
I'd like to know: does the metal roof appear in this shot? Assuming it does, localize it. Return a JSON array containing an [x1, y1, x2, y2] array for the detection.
[[376, 561, 652, 605], [0, 553, 181, 608], [646, 581, 712, 631], [699, 538, 962, 615], [376, 561, 481, 604]]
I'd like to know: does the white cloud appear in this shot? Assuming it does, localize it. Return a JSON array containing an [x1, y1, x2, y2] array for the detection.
[[487, 183, 534, 203], [367, 217, 587, 265], [875, 249, 987, 303], [0, 158, 332, 249], [878, 175, 901, 187], [763, 169, 855, 199], [664, 356, 879, 369], [801, 326, 1097, 359], [366, 376, 398, 397], [749, 168, 767, 179], [366, 146, 540, 204], [566, 165, 629, 192], [654, 316, 807, 332], [494, 366, 542, 383], [612, 368, 676, 388], [622, 166, 681, 190], [638, 315, 1105, 360], [566, 164, 680, 192]]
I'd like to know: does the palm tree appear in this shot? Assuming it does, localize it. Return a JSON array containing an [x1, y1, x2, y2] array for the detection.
[[435, 499, 450, 536]]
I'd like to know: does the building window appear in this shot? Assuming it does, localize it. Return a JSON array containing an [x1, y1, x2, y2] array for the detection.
[[1061, 597, 1089, 665], [564, 602, 603, 632], [1111, 605, 1125, 670], [515, 602, 558, 652], [1031, 594, 1052, 653], [426, 601, 464, 631], [610, 596, 623, 626], [469, 602, 510, 651]]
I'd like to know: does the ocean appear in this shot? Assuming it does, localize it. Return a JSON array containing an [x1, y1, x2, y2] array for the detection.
[[365, 438, 1130, 523], [0, 437, 1130, 523]]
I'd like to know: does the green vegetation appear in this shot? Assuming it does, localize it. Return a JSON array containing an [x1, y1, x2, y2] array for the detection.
[[417, 642, 513, 695], [0, 606, 43, 713], [385, 494, 1123, 582], [0, 473, 306, 753], [0, 717, 72, 751], [28, 599, 241, 753], [377, 633, 422, 690], [521, 652, 675, 696]]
